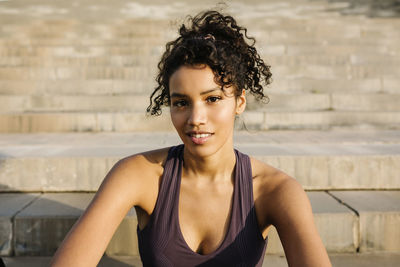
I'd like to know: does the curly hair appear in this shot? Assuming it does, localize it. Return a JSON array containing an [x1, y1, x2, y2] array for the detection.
[[147, 10, 272, 116]]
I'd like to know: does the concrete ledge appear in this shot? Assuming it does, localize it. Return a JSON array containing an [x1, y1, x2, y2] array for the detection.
[[11, 193, 138, 257], [1, 154, 399, 191], [0, 112, 175, 133], [0, 80, 153, 95], [0, 78, 393, 96], [1, 93, 400, 113], [0, 157, 119, 192], [330, 191, 400, 252], [0, 194, 39, 256], [255, 155, 400, 190], [0, 95, 151, 113], [331, 94, 400, 112], [260, 111, 400, 130], [3, 53, 394, 68], [1, 131, 399, 191], [13, 193, 94, 256], [269, 78, 382, 94]]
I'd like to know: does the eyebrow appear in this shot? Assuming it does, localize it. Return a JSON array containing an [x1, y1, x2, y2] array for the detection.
[[170, 87, 221, 98]]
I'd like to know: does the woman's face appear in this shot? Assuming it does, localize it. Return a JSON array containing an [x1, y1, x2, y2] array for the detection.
[[169, 64, 246, 158]]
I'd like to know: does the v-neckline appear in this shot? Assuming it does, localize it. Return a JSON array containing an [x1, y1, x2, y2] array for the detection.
[[175, 148, 238, 257]]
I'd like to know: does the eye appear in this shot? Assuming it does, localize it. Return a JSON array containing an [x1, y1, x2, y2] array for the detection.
[[206, 96, 222, 103], [172, 99, 187, 107]]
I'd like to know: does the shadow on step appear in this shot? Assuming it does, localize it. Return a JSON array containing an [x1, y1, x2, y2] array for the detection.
[[325, 0, 400, 17]]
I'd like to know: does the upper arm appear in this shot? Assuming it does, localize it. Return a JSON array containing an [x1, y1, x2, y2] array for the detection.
[[267, 176, 332, 267], [50, 154, 156, 267]]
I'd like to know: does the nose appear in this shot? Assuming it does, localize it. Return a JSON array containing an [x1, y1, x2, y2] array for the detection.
[[187, 102, 207, 126]]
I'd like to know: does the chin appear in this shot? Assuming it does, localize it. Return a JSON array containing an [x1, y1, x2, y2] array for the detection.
[[184, 144, 218, 159], [180, 133, 232, 158]]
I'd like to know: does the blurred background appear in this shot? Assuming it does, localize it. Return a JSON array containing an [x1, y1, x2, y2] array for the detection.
[[0, 0, 399, 266]]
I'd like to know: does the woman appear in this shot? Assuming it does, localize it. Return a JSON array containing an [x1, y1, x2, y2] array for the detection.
[[51, 10, 331, 267]]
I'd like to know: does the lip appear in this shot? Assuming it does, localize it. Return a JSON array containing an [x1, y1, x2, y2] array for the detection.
[[186, 131, 214, 145]]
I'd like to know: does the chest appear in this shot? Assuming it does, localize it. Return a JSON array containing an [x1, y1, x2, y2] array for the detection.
[[137, 178, 269, 256], [177, 180, 234, 254]]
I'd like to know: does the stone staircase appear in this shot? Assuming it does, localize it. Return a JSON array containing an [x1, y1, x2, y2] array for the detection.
[[0, 0, 399, 266]]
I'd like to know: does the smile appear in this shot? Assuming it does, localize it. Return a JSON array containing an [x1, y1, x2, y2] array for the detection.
[[189, 133, 212, 138], [186, 132, 213, 145]]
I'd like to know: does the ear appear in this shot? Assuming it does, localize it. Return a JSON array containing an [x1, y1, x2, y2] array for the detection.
[[235, 89, 246, 115]]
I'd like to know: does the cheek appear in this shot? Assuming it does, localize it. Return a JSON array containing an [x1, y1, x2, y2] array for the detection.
[[170, 110, 187, 132], [170, 111, 180, 125], [211, 103, 236, 124]]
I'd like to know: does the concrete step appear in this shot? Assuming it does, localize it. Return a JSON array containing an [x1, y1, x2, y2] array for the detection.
[[0, 0, 398, 50], [0, 67, 154, 80], [2, 93, 399, 113], [1, 191, 399, 257], [0, 130, 399, 191], [258, 111, 400, 130], [270, 54, 400, 67], [1, 110, 400, 133], [0, 80, 152, 95], [258, 31, 400, 46], [1, 21, 399, 47], [249, 93, 400, 112], [1, 6, 394, 26], [2, 54, 399, 68], [0, 11, 382, 33], [282, 43, 400, 56], [1, 63, 400, 80], [0, 41, 399, 57], [0, 55, 162, 68], [0, 95, 151, 112], [272, 64, 400, 79], [1, 16, 399, 43], [3, 253, 400, 267], [270, 77, 399, 94], [329, 191, 400, 253], [0, 46, 164, 58], [0, 111, 173, 132], [0, 77, 397, 96]]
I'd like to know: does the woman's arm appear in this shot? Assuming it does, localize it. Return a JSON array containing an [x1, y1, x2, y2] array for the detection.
[[267, 176, 332, 267], [50, 154, 153, 267]]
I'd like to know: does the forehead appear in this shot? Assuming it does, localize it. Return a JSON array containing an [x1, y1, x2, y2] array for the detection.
[[169, 65, 218, 93]]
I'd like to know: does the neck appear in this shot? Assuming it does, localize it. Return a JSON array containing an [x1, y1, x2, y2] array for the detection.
[[182, 140, 236, 183]]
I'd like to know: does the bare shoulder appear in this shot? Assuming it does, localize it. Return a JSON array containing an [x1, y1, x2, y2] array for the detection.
[[250, 156, 302, 198], [102, 146, 171, 207], [250, 157, 308, 225], [111, 147, 169, 180], [116, 146, 170, 175]]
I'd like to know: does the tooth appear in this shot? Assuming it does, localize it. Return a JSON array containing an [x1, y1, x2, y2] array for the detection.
[[190, 133, 210, 138]]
